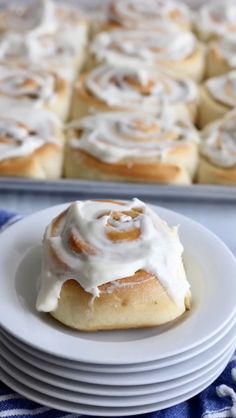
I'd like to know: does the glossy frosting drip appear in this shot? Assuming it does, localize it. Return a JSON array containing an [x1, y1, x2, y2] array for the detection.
[[68, 112, 199, 163], [90, 30, 196, 67], [201, 110, 236, 167], [110, 0, 191, 31], [206, 71, 236, 107], [0, 65, 57, 105], [197, 0, 236, 39], [36, 199, 190, 312], [0, 106, 61, 162], [85, 65, 197, 111]]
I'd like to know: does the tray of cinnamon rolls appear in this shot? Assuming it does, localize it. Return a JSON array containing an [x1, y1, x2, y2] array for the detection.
[[0, 0, 236, 195]]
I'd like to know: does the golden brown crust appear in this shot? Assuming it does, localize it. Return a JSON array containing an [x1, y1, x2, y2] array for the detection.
[[0, 142, 63, 179], [51, 271, 190, 331], [205, 43, 230, 79], [198, 156, 236, 185], [64, 147, 198, 185], [197, 84, 231, 129]]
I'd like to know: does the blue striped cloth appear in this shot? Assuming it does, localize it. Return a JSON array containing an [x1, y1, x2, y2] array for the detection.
[[0, 210, 236, 418]]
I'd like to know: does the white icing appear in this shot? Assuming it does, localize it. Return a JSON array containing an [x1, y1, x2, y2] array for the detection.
[[36, 199, 190, 312], [0, 105, 61, 162], [196, 0, 236, 40], [0, 29, 85, 66], [0, 0, 57, 36], [0, 0, 87, 79], [0, 64, 57, 106], [110, 0, 191, 31], [0, 0, 85, 36], [201, 110, 236, 167], [206, 71, 236, 108], [90, 30, 196, 68], [85, 65, 197, 112], [68, 112, 199, 163]]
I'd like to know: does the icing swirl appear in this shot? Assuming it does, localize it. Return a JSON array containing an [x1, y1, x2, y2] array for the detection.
[[90, 30, 196, 68], [0, 105, 61, 162], [68, 111, 199, 163], [0, 64, 59, 106], [196, 0, 236, 40], [109, 0, 191, 31], [84, 65, 197, 112], [36, 199, 190, 312], [201, 110, 236, 168], [206, 71, 236, 108]]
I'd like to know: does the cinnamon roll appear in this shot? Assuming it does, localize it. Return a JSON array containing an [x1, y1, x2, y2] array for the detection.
[[0, 63, 71, 121], [198, 110, 236, 185], [104, 0, 192, 32], [195, 0, 236, 42], [87, 29, 205, 82], [36, 199, 191, 331], [0, 0, 88, 78], [206, 38, 236, 78], [198, 71, 236, 128], [65, 111, 199, 185], [0, 105, 63, 179], [70, 65, 198, 123]]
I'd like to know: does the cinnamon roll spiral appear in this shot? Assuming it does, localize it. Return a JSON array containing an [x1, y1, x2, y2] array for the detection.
[[0, 63, 70, 121], [195, 0, 236, 41], [71, 65, 198, 122], [198, 71, 236, 128], [107, 0, 192, 32], [36, 199, 190, 331], [198, 110, 236, 185], [0, 105, 63, 179], [88, 29, 205, 82], [65, 111, 199, 185]]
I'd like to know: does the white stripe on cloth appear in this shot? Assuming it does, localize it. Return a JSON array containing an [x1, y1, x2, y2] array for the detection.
[[0, 406, 49, 417], [0, 394, 22, 402]]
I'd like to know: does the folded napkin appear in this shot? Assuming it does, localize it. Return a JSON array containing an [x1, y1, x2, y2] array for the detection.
[[0, 210, 236, 418]]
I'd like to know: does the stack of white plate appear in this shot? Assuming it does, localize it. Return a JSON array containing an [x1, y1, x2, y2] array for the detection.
[[0, 203, 236, 417]]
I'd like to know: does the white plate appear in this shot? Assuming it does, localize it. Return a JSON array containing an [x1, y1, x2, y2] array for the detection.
[[0, 344, 233, 408], [0, 352, 233, 417], [1, 324, 236, 386], [1, 308, 235, 373], [0, 203, 236, 364], [0, 334, 233, 401]]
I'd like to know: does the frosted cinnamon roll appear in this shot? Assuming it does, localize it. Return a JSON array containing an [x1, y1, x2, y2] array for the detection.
[[104, 0, 192, 32], [65, 111, 199, 185], [0, 105, 63, 179], [36, 199, 191, 331], [0, 28, 87, 82], [0, 63, 71, 121], [87, 29, 205, 82], [206, 38, 236, 78], [195, 0, 236, 42], [198, 71, 236, 128], [0, 0, 88, 39], [71, 65, 198, 123], [198, 110, 236, 185]]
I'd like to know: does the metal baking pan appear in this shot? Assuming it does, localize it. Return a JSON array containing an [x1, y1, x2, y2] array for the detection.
[[0, 178, 235, 201]]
